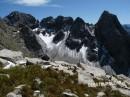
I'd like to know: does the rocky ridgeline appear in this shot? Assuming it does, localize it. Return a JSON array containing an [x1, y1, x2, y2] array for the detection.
[[0, 10, 130, 76]]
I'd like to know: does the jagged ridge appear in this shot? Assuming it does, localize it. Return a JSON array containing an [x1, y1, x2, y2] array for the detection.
[[0, 11, 130, 76]]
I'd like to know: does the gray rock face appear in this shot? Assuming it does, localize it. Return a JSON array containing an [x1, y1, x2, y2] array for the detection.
[[0, 17, 41, 57], [0, 19, 20, 50]]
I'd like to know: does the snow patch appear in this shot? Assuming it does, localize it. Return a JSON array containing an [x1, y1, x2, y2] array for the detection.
[[39, 33, 55, 49], [32, 28, 46, 32], [80, 46, 87, 63]]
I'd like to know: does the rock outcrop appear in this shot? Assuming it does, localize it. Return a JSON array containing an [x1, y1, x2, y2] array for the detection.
[[0, 49, 26, 69]]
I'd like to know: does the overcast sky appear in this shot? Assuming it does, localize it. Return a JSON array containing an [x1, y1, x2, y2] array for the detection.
[[0, 0, 130, 24]]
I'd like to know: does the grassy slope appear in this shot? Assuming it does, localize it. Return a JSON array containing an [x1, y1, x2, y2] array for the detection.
[[0, 65, 129, 97]]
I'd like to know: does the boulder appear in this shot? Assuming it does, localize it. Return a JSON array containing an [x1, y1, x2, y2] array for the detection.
[[33, 90, 44, 97], [84, 94, 89, 97], [97, 92, 105, 97], [6, 92, 17, 97], [0, 49, 26, 69], [62, 89, 78, 97], [0, 49, 25, 63], [25, 57, 44, 65]]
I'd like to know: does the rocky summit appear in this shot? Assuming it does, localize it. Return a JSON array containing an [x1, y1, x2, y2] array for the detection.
[[4, 11, 39, 28], [95, 11, 130, 76], [0, 11, 130, 97]]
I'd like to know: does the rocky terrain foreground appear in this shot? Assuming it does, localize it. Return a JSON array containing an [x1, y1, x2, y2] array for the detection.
[[0, 10, 130, 97], [0, 49, 130, 97]]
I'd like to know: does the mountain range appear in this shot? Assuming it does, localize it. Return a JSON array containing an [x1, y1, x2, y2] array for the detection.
[[0, 10, 130, 77]]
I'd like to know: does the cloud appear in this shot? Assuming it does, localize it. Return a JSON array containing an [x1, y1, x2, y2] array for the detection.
[[8, 0, 51, 6], [45, 4, 63, 8]]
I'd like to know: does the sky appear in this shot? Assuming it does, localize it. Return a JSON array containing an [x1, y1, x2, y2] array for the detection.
[[0, 0, 130, 24]]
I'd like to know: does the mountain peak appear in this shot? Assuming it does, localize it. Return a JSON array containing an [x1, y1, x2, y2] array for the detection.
[[97, 10, 117, 25], [102, 10, 110, 15], [4, 11, 39, 28], [9, 10, 20, 14], [74, 17, 85, 24], [95, 11, 130, 75]]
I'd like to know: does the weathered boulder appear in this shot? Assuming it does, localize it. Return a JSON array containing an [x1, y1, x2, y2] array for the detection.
[[0, 49, 26, 63], [25, 57, 44, 65], [0, 49, 26, 69], [62, 89, 78, 97], [97, 92, 105, 97], [6, 92, 17, 97]]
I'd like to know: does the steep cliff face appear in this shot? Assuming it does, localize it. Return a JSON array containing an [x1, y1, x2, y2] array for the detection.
[[95, 11, 130, 75]]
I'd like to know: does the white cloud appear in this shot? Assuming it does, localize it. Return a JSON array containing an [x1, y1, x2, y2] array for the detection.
[[45, 4, 63, 8], [9, 0, 51, 6]]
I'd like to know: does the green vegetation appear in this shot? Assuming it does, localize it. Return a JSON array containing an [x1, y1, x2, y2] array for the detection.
[[104, 86, 128, 97], [0, 65, 129, 97]]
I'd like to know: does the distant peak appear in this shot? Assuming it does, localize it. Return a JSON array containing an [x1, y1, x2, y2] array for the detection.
[[74, 17, 85, 24], [4, 10, 39, 28], [102, 10, 110, 15], [7, 11, 33, 17], [100, 10, 117, 19], [9, 11, 21, 16]]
